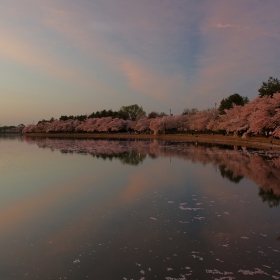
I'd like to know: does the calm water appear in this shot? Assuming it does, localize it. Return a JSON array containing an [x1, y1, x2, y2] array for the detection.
[[1, 135, 280, 280]]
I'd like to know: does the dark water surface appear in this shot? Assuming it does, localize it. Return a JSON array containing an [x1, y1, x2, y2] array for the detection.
[[1, 135, 280, 279]]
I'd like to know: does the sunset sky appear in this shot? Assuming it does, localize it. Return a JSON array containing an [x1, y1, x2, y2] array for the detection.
[[1, 0, 280, 126]]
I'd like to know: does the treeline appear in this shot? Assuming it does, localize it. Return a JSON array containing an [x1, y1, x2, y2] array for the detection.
[[0, 125, 16, 131], [23, 77, 280, 137], [38, 104, 147, 124], [59, 110, 118, 122], [23, 93, 280, 137], [0, 124, 25, 133]]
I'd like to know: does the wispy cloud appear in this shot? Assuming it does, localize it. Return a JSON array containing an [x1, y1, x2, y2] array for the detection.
[[215, 23, 237, 28], [0, 29, 74, 79], [185, 0, 280, 108], [121, 60, 186, 104]]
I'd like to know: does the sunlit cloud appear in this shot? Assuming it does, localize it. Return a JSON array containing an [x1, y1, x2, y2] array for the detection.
[[184, 0, 280, 108], [215, 23, 237, 28], [0, 30, 74, 79], [121, 60, 186, 104]]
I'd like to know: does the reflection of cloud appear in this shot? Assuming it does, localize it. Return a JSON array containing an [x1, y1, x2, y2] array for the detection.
[[0, 174, 99, 235], [118, 161, 171, 204], [0, 188, 59, 234]]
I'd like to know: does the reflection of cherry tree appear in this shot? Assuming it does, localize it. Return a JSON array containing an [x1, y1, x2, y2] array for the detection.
[[258, 188, 280, 208], [23, 137, 280, 202]]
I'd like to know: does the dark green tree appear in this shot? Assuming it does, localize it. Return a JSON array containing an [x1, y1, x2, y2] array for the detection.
[[182, 108, 198, 115], [148, 111, 159, 119], [75, 115, 87, 121], [258, 76, 280, 97], [100, 109, 107, 118], [218, 93, 249, 114], [158, 112, 168, 117], [88, 109, 119, 119], [118, 104, 146, 121], [59, 115, 69, 121]]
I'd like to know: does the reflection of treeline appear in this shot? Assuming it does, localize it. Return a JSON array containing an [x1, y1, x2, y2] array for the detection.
[[219, 165, 244, 183], [259, 188, 280, 208], [91, 151, 147, 166], [23, 137, 280, 203]]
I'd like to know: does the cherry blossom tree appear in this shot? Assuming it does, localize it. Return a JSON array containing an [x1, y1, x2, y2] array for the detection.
[[189, 109, 218, 132], [134, 117, 152, 133], [106, 118, 128, 132], [149, 118, 164, 135], [217, 104, 245, 136], [97, 117, 113, 132], [21, 93, 280, 137], [75, 118, 97, 132], [177, 114, 190, 132], [248, 94, 280, 135], [22, 124, 36, 133]]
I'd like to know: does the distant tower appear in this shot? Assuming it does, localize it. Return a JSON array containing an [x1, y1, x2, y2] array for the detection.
[[170, 108, 173, 116]]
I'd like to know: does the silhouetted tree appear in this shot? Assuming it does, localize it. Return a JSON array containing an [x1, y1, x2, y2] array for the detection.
[[258, 76, 280, 97], [148, 111, 159, 119], [118, 104, 146, 121], [219, 93, 249, 114]]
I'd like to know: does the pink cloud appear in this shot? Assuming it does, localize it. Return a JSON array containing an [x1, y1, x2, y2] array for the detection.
[[215, 23, 238, 28], [0, 29, 74, 79], [185, 0, 280, 108], [121, 60, 186, 105], [39, 4, 188, 107]]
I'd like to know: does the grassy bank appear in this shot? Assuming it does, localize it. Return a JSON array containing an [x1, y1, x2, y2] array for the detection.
[[23, 133, 280, 151]]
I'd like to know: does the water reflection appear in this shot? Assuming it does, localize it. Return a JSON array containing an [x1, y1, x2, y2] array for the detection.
[[23, 136, 280, 203], [218, 165, 244, 183], [0, 133, 22, 141], [259, 188, 280, 208], [1, 135, 280, 279]]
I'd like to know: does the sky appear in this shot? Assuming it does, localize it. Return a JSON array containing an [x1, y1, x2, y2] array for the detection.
[[1, 0, 280, 126]]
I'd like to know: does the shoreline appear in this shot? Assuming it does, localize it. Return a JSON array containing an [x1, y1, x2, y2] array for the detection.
[[23, 133, 280, 151]]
